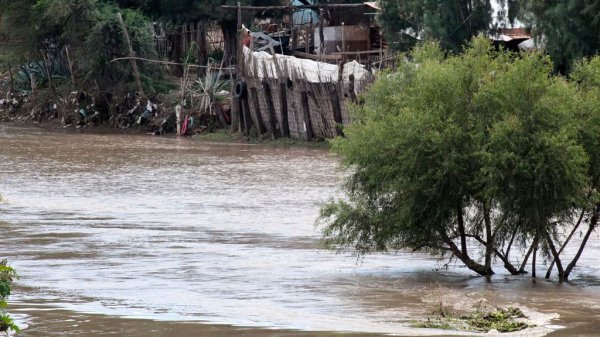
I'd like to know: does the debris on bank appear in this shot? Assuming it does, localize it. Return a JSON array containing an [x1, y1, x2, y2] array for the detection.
[[0, 89, 229, 137], [412, 306, 531, 333], [411, 288, 559, 337]]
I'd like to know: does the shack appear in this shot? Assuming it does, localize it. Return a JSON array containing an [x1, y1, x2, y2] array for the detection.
[[222, 1, 383, 141]]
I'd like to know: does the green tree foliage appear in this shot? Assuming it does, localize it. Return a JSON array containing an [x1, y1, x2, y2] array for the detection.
[[0, 0, 285, 92], [319, 38, 596, 279], [0, 260, 18, 335], [0, 0, 160, 92], [82, 5, 160, 91], [510, 0, 600, 73], [379, 0, 494, 52]]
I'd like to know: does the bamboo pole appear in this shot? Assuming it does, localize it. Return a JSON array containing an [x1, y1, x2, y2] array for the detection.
[[110, 56, 235, 69], [64, 45, 77, 86], [117, 12, 144, 96]]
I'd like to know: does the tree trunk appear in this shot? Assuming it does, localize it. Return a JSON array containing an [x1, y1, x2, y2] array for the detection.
[[466, 234, 520, 275], [564, 204, 600, 280], [197, 21, 208, 78], [117, 12, 144, 96], [543, 228, 564, 281], [532, 234, 539, 278], [483, 203, 494, 278], [495, 249, 520, 275], [443, 234, 493, 277], [221, 20, 238, 69], [546, 208, 585, 279], [519, 236, 537, 274], [457, 204, 467, 256]]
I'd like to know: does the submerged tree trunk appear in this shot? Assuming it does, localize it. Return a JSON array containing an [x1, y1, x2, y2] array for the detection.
[[519, 235, 537, 274], [483, 203, 494, 278], [443, 234, 494, 277], [532, 234, 539, 278], [543, 229, 564, 280], [546, 208, 585, 279], [457, 204, 467, 256], [564, 204, 600, 280], [467, 234, 520, 275]]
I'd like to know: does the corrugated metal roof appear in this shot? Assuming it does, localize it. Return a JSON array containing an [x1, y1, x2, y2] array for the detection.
[[363, 2, 381, 10]]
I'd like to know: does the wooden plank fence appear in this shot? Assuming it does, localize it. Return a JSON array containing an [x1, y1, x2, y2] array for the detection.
[[233, 54, 372, 140]]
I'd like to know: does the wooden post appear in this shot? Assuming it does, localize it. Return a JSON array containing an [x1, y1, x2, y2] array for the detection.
[[306, 17, 313, 54], [241, 96, 252, 135], [8, 65, 14, 94], [210, 93, 229, 127], [330, 87, 344, 137], [291, 28, 298, 52], [236, 2, 243, 78], [262, 80, 277, 139], [29, 62, 37, 96], [117, 12, 144, 96], [341, 21, 346, 53], [300, 91, 313, 141], [278, 81, 290, 138], [64, 45, 76, 86], [232, 96, 241, 132], [318, 9, 325, 56], [176, 104, 182, 136], [348, 73, 358, 103], [249, 87, 266, 135], [41, 51, 56, 96]]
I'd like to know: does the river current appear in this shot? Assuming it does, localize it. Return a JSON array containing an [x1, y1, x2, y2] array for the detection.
[[1, 125, 600, 337]]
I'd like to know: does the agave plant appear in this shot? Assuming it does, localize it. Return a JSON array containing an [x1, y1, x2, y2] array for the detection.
[[13, 58, 68, 93], [195, 60, 230, 115]]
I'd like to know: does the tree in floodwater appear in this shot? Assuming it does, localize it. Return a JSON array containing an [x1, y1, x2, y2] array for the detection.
[[318, 37, 597, 280]]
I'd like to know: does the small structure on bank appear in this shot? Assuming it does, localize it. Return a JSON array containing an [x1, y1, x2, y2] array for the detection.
[[223, 1, 385, 141], [235, 46, 372, 140]]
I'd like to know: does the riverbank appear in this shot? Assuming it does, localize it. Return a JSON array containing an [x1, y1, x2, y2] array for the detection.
[[193, 129, 330, 148], [0, 87, 330, 148]]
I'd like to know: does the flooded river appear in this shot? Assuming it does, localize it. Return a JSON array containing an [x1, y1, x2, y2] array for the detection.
[[1, 125, 600, 337]]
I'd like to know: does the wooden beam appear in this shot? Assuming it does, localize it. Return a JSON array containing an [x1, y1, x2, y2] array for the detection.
[[293, 51, 342, 61], [222, 4, 369, 11]]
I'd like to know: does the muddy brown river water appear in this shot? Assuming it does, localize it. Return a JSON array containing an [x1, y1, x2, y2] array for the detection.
[[1, 125, 600, 337]]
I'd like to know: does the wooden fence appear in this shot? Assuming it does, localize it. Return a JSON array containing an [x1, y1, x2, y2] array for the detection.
[[233, 53, 372, 140]]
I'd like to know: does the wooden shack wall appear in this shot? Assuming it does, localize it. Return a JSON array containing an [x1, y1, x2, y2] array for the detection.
[[239, 59, 372, 140]]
